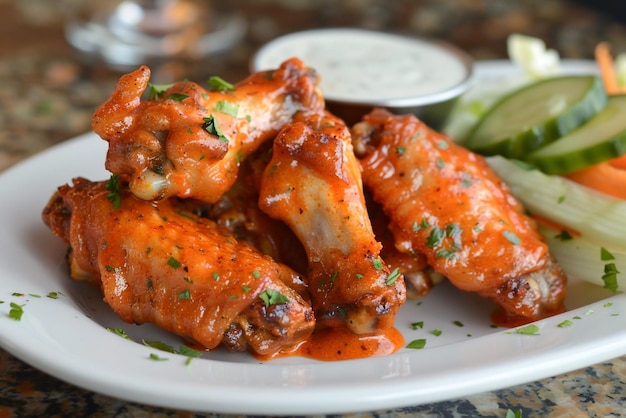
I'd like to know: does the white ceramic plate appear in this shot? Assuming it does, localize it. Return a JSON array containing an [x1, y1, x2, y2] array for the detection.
[[1, 61, 626, 416]]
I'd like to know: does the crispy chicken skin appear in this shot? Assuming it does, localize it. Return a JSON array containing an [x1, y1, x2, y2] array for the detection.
[[92, 58, 324, 203], [42, 178, 315, 355], [352, 108, 566, 324], [258, 112, 406, 334]]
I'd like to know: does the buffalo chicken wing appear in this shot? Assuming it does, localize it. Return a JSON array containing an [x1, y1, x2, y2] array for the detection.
[[42, 178, 315, 356], [259, 112, 406, 334], [352, 109, 566, 324], [92, 58, 324, 203]]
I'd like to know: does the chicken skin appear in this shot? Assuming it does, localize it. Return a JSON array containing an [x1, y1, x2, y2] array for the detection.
[[258, 112, 406, 334], [352, 108, 566, 324], [42, 177, 315, 356], [92, 58, 324, 203]]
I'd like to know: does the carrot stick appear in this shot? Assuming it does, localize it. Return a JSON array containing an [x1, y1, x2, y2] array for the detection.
[[564, 159, 626, 200], [595, 42, 619, 94]]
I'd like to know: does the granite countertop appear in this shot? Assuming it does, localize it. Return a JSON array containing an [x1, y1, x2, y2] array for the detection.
[[2, 0, 626, 416]]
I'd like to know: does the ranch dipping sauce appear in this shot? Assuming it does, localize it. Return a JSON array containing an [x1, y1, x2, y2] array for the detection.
[[252, 28, 473, 106]]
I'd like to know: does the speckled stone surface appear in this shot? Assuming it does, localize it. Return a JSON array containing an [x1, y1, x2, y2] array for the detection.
[[2, 0, 626, 416]]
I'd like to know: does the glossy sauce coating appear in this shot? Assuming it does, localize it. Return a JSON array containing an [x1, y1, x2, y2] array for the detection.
[[353, 109, 566, 323]]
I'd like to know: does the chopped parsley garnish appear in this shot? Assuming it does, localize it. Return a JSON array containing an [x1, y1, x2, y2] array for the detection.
[[554, 230, 573, 241], [9, 303, 24, 321], [426, 226, 445, 248], [47, 291, 63, 299], [167, 257, 182, 269], [557, 320, 573, 328], [453, 320, 464, 327], [167, 92, 189, 102], [148, 82, 176, 100], [259, 289, 289, 307], [602, 263, 620, 293], [105, 174, 122, 210], [372, 258, 384, 271], [177, 289, 191, 300], [410, 321, 424, 330], [395, 146, 406, 156], [406, 339, 427, 349], [514, 324, 540, 335], [242, 285, 251, 293], [143, 340, 176, 352], [149, 353, 169, 361], [214, 100, 239, 117], [601, 247, 616, 261], [431, 329, 442, 336], [178, 344, 202, 365], [107, 327, 130, 339], [203, 114, 229, 143], [385, 267, 401, 285], [251, 270, 261, 279], [208, 76, 235, 91]]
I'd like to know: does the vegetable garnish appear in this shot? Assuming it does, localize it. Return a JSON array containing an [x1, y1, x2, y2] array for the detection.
[[147, 82, 176, 100], [513, 324, 540, 335], [105, 174, 122, 210], [167, 256, 182, 269], [602, 263, 620, 293], [214, 100, 239, 117], [107, 327, 130, 339], [406, 339, 427, 349], [259, 289, 289, 307], [149, 353, 169, 361], [410, 321, 424, 330], [208, 76, 235, 92], [557, 320, 574, 328], [385, 267, 401, 285], [178, 344, 203, 365], [9, 302, 24, 321], [203, 115, 230, 143], [166, 93, 189, 102]]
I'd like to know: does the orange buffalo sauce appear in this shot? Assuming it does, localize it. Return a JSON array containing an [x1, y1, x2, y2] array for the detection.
[[255, 326, 405, 362]]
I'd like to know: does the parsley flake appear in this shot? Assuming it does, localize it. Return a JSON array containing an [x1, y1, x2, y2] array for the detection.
[[105, 174, 122, 210], [203, 114, 229, 143], [259, 289, 289, 307], [385, 267, 401, 285], [406, 339, 427, 349], [9, 303, 24, 321], [208, 76, 235, 91]]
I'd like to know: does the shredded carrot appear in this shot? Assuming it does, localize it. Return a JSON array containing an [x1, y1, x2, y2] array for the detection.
[[531, 214, 581, 238], [564, 157, 626, 200], [608, 153, 626, 170], [595, 42, 620, 94]]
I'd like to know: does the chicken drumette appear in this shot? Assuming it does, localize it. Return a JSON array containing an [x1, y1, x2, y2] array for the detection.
[[258, 112, 406, 334], [42, 178, 315, 356], [352, 108, 566, 324], [92, 58, 324, 203]]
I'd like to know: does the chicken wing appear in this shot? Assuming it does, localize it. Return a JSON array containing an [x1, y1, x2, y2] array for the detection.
[[352, 108, 566, 324], [42, 177, 315, 356], [92, 58, 324, 203], [258, 112, 406, 334]]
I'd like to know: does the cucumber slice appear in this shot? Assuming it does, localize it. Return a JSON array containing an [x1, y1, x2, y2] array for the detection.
[[464, 75, 607, 158], [527, 94, 626, 174]]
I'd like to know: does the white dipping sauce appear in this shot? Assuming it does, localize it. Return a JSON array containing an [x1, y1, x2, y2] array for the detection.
[[252, 29, 471, 105]]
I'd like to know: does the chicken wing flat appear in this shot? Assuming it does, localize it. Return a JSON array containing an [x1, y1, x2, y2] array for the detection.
[[42, 177, 315, 356], [258, 112, 406, 334], [352, 108, 566, 324], [92, 58, 324, 203]]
